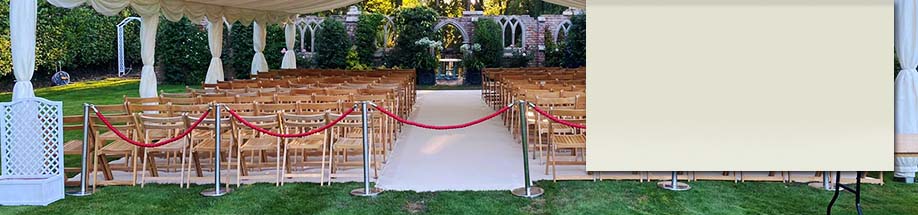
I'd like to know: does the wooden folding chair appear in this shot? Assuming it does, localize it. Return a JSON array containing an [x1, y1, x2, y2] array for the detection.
[[280, 112, 329, 185], [231, 114, 283, 186], [63, 115, 94, 187], [90, 114, 139, 189], [327, 111, 380, 180], [135, 114, 194, 188], [545, 109, 590, 181]]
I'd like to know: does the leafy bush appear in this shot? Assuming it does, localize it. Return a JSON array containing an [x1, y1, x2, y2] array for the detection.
[[392, 7, 439, 85], [461, 43, 484, 85], [225, 23, 254, 79], [472, 18, 503, 68], [563, 14, 586, 68], [542, 27, 564, 67], [264, 24, 288, 70], [315, 18, 351, 69], [391, 7, 439, 69], [503, 49, 533, 68], [356, 13, 385, 66], [156, 18, 209, 85]]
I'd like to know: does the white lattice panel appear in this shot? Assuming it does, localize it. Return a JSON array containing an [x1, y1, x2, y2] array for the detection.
[[0, 98, 63, 179]]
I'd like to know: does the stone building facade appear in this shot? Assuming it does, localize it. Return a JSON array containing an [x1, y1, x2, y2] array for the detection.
[[295, 6, 581, 66]]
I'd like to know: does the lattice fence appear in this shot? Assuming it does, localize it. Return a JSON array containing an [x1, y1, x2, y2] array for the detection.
[[0, 98, 63, 179]]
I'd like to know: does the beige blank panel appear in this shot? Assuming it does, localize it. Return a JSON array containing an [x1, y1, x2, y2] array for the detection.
[[586, 0, 892, 171]]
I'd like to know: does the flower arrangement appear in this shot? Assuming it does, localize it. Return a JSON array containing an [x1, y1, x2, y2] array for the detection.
[[415, 37, 443, 49]]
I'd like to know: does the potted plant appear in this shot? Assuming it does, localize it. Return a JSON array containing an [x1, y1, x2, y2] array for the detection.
[[461, 43, 484, 85]]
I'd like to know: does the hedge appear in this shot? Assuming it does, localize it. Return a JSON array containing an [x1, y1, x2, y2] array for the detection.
[[563, 14, 586, 68], [315, 18, 351, 69], [472, 18, 503, 68], [355, 13, 385, 67]]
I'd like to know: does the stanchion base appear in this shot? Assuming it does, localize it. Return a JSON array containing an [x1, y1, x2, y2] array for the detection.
[[350, 187, 383, 197], [807, 182, 834, 191], [65, 189, 93, 197], [657, 181, 691, 191], [511, 187, 544, 198], [200, 188, 233, 197]]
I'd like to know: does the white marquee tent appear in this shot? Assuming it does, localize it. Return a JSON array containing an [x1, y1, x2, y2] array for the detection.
[[9, 0, 587, 100]]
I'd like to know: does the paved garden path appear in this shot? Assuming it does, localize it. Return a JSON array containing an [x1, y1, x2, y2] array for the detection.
[[376, 90, 539, 191]]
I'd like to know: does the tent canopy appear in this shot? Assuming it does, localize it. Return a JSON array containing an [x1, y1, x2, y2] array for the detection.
[[544, 0, 585, 9], [46, 0, 364, 24]]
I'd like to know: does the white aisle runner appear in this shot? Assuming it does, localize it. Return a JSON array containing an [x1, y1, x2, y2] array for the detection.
[[376, 90, 533, 191]]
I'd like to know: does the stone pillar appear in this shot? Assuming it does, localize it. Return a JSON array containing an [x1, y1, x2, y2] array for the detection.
[[345, 6, 360, 40]]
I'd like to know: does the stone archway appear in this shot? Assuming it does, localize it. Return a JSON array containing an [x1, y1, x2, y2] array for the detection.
[[433, 19, 470, 44]]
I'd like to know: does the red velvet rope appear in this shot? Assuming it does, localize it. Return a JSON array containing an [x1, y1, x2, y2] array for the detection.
[[225, 107, 355, 138], [373, 104, 512, 130], [528, 105, 587, 129], [93, 109, 211, 148]]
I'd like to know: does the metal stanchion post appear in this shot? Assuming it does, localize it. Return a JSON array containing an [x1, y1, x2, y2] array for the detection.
[[67, 104, 94, 196], [512, 100, 543, 198], [352, 101, 382, 197], [658, 171, 691, 191], [202, 103, 232, 197]]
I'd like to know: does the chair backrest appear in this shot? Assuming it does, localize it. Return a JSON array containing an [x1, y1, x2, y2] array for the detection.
[[281, 112, 328, 132], [230, 114, 281, 136], [256, 103, 298, 115], [126, 102, 171, 116], [291, 88, 325, 96], [93, 104, 129, 115], [313, 95, 348, 103], [136, 114, 189, 131], [574, 95, 586, 109], [275, 95, 312, 104], [160, 91, 193, 98], [124, 96, 160, 105], [63, 115, 86, 132], [548, 109, 586, 133], [535, 97, 576, 110], [199, 96, 236, 104], [90, 114, 136, 139], [223, 103, 257, 116], [298, 102, 342, 114], [325, 89, 358, 96], [236, 95, 275, 104], [169, 104, 211, 117], [160, 96, 200, 105]]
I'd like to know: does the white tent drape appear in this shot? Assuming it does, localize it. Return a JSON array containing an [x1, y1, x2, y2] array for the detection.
[[204, 17, 225, 84], [138, 15, 160, 98], [896, 0, 918, 178], [46, 0, 300, 25], [281, 23, 297, 69], [10, 0, 37, 100], [251, 21, 269, 75]]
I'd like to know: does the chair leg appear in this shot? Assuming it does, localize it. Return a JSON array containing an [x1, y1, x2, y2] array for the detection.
[[141, 151, 148, 188]]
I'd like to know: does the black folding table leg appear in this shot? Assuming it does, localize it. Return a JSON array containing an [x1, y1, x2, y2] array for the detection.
[[827, 171, 863, 215]]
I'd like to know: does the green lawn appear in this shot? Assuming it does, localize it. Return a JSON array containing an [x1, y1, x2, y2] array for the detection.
[[0, 79, 915, 214]]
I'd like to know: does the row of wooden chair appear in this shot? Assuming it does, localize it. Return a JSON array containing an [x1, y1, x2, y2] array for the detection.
[[66, 80, 408, 188], [483, 68, 588, 181]]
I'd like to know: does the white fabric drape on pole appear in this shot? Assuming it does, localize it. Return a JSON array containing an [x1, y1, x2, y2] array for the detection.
[[10, 0, 37, 100], [204, 17, 225, 84], [138, 15, 160, 98], [251, 21, 269, 75], [895, 0, 918, 178], [281, 23, 297, 69]]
